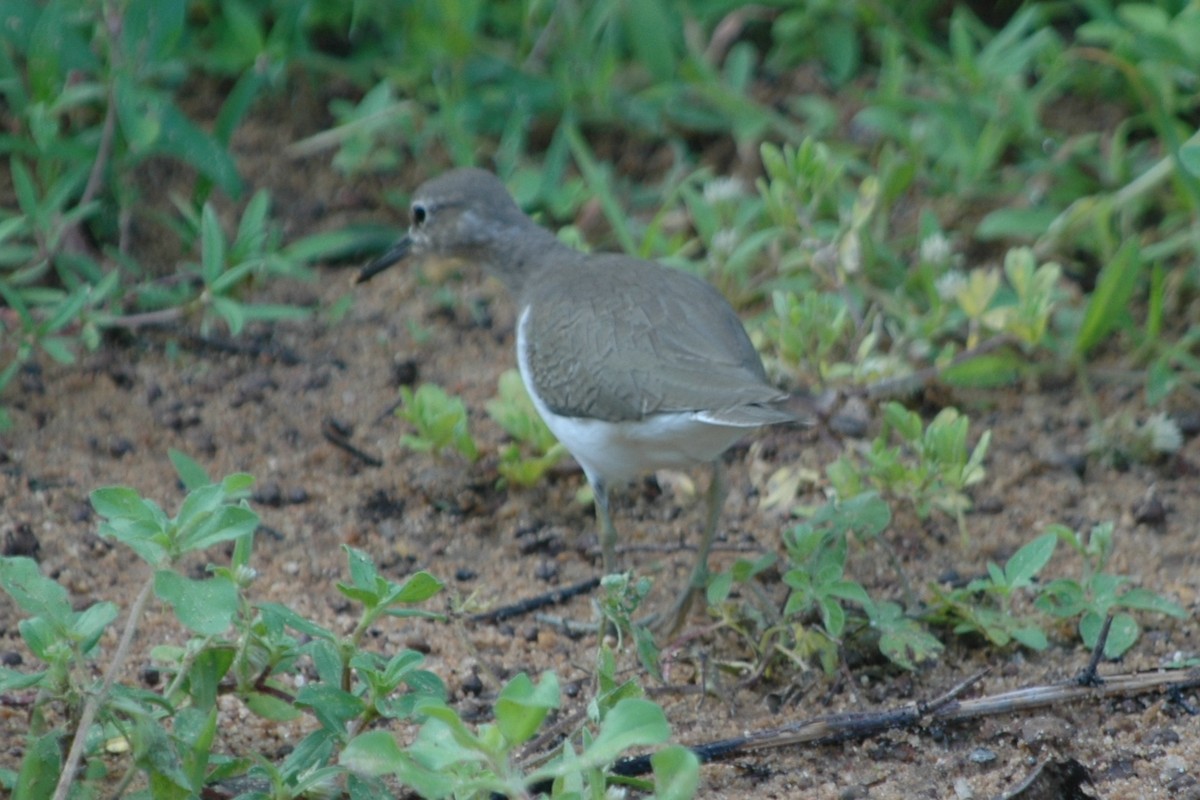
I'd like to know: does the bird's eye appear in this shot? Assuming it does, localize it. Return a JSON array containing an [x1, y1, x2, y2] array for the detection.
[[411, 203, 427, 226]]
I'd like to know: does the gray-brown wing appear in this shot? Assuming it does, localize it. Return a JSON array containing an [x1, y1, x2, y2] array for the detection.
[[522, 256, 790, 423]]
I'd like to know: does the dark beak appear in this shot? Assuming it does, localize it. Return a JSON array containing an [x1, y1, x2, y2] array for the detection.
[[355, 235, 412, 284]]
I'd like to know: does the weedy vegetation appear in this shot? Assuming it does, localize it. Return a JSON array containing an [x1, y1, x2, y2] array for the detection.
[[2, 0, 1196, 796]]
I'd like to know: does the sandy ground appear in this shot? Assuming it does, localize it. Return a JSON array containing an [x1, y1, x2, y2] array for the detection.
[[1, 93, 1198, 798]]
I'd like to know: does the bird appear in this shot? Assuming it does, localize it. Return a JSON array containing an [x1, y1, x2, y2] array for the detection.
[[357, 167, 799, 633]]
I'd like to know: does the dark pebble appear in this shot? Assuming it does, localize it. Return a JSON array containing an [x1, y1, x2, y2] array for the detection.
[[2, 524, 40, 559], [391, 358, 419, 387], [461, 672, 484, 696]]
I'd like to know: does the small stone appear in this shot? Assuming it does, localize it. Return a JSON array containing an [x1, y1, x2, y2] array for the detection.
[[1019, 715, 1072, 748], [1132, 485, 1167, 526], [254, 482, 284, 507], [534, 559, 558, 582], [391, 358, 419, 387], [461, 672, 484, 697], [2, 524, 40, 558], [968, 747, 996, 764]]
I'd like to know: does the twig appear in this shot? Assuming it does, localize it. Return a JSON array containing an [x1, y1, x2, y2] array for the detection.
[[322, 419, 383, 467], [182, 332, 302, 366], [606, 665, 1200, 777], [1076, 613, 1114, 686], [52, 575, 156, 800], [470, 577, 601, 623]]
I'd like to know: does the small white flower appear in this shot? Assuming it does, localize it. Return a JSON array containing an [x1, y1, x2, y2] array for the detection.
[[921, 232, 953, 266], [1146, 412, 1183, 454], [702, 177, 744, 204], [935, 269, 967, 302], [711, 228, 739, 257]]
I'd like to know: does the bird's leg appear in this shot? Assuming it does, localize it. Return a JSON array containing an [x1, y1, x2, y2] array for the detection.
[[591, 477, 619, 576], [659, 459, 728, 634]]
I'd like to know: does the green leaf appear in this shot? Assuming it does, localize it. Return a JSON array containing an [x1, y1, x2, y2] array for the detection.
[[1074, 240, 1142, 356], [0, 666, 47, 692], [495, 671, 559, 746], [624, 0, 676, 82], [1180, 143, 1200, 177], [13, 732, 62, 800], [582, 698, 669, 766], [942, 352, 1022, 388], [341, 730, 404, 777], [70, 601, 119, 651], [1010, 625, 1049, 651], [258, 601, 337, 642], [38, 337, 75, 366], [975, 207, 1058, 240], [122, 0, 185, 66], [169, 449, 211, 490], [651, 745, 701, 800], [154, 102, 244, 197], [343, 546, 381, 594], [835, 492, 892, 538], [187, 646, 235, 710], [1003, 532, 1057, 588], [154, 570, 238, 635], [706, 571, 733, 605], [387, 571, 444, 605], [0, 556, 71, 620], [176, 505, 258, 553], [344, 730, 454, 797], [296, 684, 367, 732], [245, 690, 302, 721], [114, 78, 164, 153], [200, 204, 226, 285], [1117, 588, 1186, 617]]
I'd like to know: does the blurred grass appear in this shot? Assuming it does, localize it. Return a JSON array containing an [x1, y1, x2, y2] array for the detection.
[[2, 0, 1198, 416]]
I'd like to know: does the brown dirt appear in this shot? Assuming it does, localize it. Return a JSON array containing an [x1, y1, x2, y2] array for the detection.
[[1, 96, 1198, 800]]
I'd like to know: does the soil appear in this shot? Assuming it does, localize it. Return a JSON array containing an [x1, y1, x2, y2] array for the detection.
[[2, 91, 1199, 800]]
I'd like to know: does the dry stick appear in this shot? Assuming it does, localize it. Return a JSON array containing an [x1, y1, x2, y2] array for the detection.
[[470, 577, 602, 624], [322, 420, 383, 467], [181, 332, 303, 365], [606, 666, 1200, 778], [1076, 613, 1115, 687], [52, 576, 156, 800]]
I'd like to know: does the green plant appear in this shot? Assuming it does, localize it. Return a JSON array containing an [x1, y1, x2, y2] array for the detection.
[[827, 403, 991, 532], [928, 532, 1058, 651], [1036, 521, 1186, 659], [397, 383, 480, 462], [485, 369, 568, 488], [1086, 409, 1183, 468], [0, 465, 259, 797], [344, 674, 699, 799], [859, 7, 1067, 197], [0, 0, 380, 430], [709, 493, 942, 674], [0, 453, 697, 798]]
